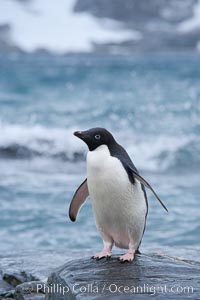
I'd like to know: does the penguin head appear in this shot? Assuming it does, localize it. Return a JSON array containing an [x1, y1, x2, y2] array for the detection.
[[74, 127, 116, 151]]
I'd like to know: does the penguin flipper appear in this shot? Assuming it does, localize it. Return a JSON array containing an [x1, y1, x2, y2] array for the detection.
[[69, 179, 89, 222], [129, 167, 168, 212]]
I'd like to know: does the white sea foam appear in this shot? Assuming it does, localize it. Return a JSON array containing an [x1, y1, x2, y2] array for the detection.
[[0, 123, 85, 158], [0, 0, 140, 53], [127, 135, 192, 172], [0, 123, 197, 172]]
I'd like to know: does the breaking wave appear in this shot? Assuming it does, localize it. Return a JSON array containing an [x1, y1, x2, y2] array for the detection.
[[0, 124, 199, 172], [0, 124, 86, 161]]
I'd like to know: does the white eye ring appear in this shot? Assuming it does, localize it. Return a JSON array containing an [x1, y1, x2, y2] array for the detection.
[[95, 134, 101, 140]]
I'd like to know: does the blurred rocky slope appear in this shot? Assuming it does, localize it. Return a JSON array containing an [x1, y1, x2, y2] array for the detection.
[[0, 24, 24, 54], [74, 0, 200, 53], [1, 0, 200, 54]]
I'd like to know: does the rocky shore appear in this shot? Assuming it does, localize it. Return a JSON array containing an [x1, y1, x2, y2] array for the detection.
[[0, 249, 199, 300], [0, 250, 73, 300]]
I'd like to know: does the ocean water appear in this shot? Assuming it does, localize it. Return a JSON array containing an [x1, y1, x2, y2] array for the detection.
[[0, 53, 199, 253]]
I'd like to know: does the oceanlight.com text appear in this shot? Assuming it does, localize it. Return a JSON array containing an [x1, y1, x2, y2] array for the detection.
[[33, 283, 195, 296]]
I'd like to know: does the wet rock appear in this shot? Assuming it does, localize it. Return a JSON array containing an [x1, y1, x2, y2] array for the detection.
[[46, 253, 200, 299], [0, 250, 81, 300], [14, 281, 47, 300], [0, 289, 15, 299], [14, 292, 45, 300], [18, 294, 45, 300], [15, 281, 47, 294], [0, 272, 14, 298], [0, 278, 48, 300], [3, 272, 39, 288]]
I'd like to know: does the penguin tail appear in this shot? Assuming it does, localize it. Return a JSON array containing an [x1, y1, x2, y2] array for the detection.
[[135, 248, 141, 255]]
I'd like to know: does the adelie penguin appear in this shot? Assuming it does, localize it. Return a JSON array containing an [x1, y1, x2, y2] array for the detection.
[[69, 128, 168, 262]]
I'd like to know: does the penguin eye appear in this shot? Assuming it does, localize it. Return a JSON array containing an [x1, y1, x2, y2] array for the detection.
[[94, 134, 101, 140]]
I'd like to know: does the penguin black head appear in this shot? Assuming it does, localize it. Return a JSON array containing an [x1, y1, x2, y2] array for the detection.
[[74, 128, 116, 151]]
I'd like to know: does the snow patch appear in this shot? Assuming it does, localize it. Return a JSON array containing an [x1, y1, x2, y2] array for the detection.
[[0, 0, 140, 53]]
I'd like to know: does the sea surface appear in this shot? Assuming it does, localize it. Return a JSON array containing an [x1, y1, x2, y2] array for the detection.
[[0, 53, 199, 253]]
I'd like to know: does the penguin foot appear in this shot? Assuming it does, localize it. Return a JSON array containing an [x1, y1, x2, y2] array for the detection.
[[91, 250, 112, 261], [119, 252, 135, 263]]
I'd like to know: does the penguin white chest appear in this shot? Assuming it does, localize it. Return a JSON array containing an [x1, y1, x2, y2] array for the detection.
[[87, 145, 147, 249]]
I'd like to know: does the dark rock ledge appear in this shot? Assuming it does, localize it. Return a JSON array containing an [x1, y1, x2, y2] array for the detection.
[[0, 250, 200, 300], [46, 254, 200, 300]]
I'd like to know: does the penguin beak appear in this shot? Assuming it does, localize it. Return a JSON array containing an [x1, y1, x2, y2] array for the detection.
[[74, 131, 89, 141], [74, 131, 83, 138]]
